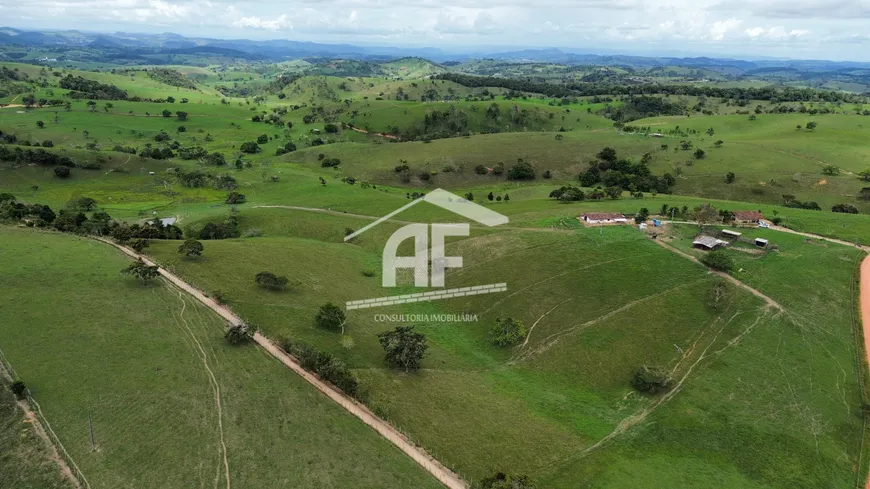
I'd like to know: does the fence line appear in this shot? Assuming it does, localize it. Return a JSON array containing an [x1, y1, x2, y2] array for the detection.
[[0, 347, 92, 489]]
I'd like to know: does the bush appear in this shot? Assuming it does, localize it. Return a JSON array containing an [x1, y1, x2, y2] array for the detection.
[[632, 366, 672, 394], [225, 191, 246, 204], [225, 323, 255, 345], [832, 204, 859, 214], [240, 141, 260, 154], [700, 250, 733, 272], [324, 123, 339, 133], [489, 317, 527, 347], [507, 161, 535, 180], [256, 134, 269, 144], [54, 166, 71, 178], [10, 380, 27, 400], [255, 271, 289, 291], [288, 343, 360, 398], [475, 164, 488, 175]]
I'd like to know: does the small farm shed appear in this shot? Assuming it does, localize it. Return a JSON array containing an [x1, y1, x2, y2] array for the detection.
[[693, 235, 727, 250], [581, 213, 628, 225], [755, 238, 769, 247], [732, 210, 764, 224], [722, 229, 742, 238]]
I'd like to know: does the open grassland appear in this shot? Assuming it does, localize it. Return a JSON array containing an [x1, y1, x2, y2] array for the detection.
[[0, 227, 442, 489], [144, 205, 867, 488], [0, 376, 74, 489]]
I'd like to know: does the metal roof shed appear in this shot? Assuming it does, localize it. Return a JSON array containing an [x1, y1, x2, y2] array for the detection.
[[755, 238, 769, 247]]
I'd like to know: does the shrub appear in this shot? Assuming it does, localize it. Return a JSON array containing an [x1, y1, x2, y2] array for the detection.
[[54, 167, 71, 178], [832, 204, 859, 214], [490, 317, 527, 347], [225, 192, 246, 204], [225, 323, 255, 345], [507, 161, 535, 180], [255, 271, 289, 291], [239, 141, 260, 154], [700, 250, 733, 272], [632, 366, 672, 394], [256, 134, 269, 144], [475, 164, 488, 175], [10, 380, 27, 400]]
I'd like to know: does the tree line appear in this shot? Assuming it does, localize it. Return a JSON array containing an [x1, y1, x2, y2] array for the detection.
[[435, 73, 864, 104]]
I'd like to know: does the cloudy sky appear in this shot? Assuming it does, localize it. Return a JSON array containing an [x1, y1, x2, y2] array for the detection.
[[4, 0, 870, 61]]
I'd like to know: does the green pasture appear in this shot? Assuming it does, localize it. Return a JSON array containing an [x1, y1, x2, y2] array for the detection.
[[0, 227, 442, 489]]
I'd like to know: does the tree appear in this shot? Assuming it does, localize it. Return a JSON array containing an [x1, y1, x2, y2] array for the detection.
[[178, 239, 204, 258], [130, 238, 150, 253], [240, 141, 260, 154], [316, 302, 347, 334], [822, 165, 840, 176], [714, 140, 723, 148], [489, 317, 527, 347], [225, 192, 246, 204], [10, 380, 27, 400], [256, 134, 269, 144], [693, 148, 706, 159], [832, 204, 859, 214], [858, 188, 870, 201], [806, 121, 817, 130], [72, 196, 98, 210], [706, 127, 715, 136], [597, 147, 618, 163], [725, 172, 735, 184], [175, 111, 188, 121], [36, 120, 45, 128], [507, 161, 535, 180], [167, 96, 176, 103], [479, 472, 535, 489], [255, 271, 289, 291], [377, 326, 428, 372], [700, 250, 733, 272], [225, 323, 255, 345], [122, 258, 159, 283], [161, 109, 172, 117], [206, 152, 226, 166], [488, 192, 494, 201], [691, 204, 719, 226], [54, 167, 71, 178], [632, 366, 672, 394]]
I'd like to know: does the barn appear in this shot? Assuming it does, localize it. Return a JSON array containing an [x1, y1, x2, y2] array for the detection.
[[581, 212, 628, 225], [693, 235, 727, 250]]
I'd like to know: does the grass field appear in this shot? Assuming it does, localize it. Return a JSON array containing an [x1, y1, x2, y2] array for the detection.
[[0, 227, 442, 489], [139, 204, 867, 487]]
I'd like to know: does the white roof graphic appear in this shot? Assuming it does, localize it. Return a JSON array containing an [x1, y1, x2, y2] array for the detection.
[[343, 188, 509, 242]]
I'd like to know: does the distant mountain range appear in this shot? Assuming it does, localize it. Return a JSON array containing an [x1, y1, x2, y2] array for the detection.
[[3, 27, 870, 72]]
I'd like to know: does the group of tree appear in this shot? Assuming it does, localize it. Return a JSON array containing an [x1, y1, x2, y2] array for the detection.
[[59, 75, 127, 100], [111, 218, 184, 242], [435, 73, 863, 104], [578, 147, 675, 194], [285, 341, 360, 398], [175, 170, 238, 190], [781, 194, 821, 211], [225, 323, 256, 345], [631, 366, 673, 394], [198, 215, 241, 240]]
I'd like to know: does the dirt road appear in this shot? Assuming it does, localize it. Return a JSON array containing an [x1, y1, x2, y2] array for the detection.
[[94, 238, 466, 489], [651, 239, 784, 311]]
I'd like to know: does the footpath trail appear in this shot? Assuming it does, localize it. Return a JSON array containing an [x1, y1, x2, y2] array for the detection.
[[93, 237, 467, 489], [861, 254, 870, 489]]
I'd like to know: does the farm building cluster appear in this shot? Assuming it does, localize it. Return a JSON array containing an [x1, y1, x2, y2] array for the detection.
[[693, 228, 771, 251]]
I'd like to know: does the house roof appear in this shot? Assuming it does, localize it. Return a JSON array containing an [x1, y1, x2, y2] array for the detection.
[[732, 210, 763, 221], [582, 213, 626, 220], [693, 235, 726, 248]]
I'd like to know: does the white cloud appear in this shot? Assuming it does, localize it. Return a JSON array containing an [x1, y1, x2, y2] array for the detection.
[[0, 0, 867, 60], [232, 14, 292, 30]]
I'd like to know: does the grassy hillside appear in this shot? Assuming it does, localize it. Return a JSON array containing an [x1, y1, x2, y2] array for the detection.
[[141, 204, 867, 488], [0, 227, 442, 489]]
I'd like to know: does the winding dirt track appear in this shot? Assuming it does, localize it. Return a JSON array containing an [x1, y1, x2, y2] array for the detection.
[[93, 237, 466, 489]]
